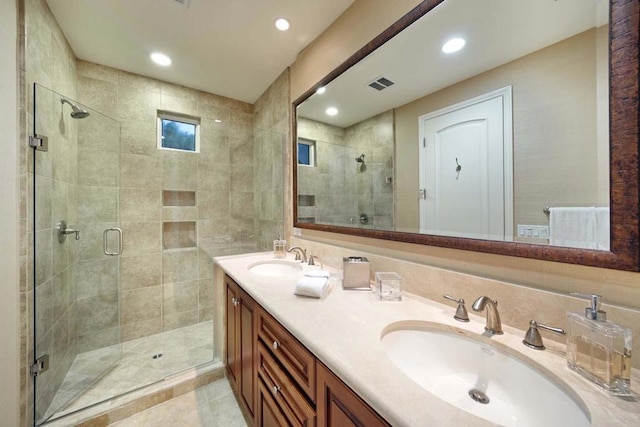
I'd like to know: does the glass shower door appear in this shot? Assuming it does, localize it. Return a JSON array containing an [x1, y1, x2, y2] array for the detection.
[[33, 83, 124, 424]]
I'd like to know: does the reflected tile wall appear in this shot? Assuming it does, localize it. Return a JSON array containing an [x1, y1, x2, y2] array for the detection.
[[297, 111, 394, 229]]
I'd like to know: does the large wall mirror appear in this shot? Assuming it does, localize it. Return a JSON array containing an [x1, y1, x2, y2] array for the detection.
[[293, 0, 639, 271]]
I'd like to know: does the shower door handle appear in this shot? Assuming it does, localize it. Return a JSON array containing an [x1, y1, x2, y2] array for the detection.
[[103, 227, 123, 256]]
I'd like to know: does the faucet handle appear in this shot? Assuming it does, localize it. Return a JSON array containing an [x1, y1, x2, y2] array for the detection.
[[308, 255, 319, 266], [523, 320, 566, 350], [443, 294, 470, 322]]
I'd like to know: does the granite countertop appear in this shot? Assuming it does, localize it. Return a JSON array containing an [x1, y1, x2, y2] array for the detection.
[[215, 252, 640, 427]]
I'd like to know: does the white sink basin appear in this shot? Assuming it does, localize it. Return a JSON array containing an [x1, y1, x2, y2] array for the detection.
[[248, 260, 304, 277], [381, 322, 590, 427]]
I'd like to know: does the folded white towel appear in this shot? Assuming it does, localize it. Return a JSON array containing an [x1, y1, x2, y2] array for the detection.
[[295, 276, 329, 298], [305, 270, 330, 278], [549, 207, 597, 249]]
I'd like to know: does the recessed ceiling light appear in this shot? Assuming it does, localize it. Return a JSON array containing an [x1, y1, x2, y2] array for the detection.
[[150, 52, 172, 66], [326, 107, 338, 116], [275, 17, 290, 31], [214, 119, 222, 123], [316, 87, 326, 94], [442, 38, 465, 54]]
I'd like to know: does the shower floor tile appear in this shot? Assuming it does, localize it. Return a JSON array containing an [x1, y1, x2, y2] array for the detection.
[[43, 321, 214, 423], [108, 377, 247, 427]]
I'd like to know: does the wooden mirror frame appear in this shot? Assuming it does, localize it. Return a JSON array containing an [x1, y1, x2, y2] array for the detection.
[[292, 0, 639, 271]]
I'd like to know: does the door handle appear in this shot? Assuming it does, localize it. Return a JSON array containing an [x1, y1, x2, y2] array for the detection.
[[103, 227, 123, 256]]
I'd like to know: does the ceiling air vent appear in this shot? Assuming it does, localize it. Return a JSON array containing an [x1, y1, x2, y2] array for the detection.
[[368, 76, 395, 91]]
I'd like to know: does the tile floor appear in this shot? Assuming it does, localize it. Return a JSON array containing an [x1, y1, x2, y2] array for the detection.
[[42, 321, 214, 423], [108, 377, 247, 426]]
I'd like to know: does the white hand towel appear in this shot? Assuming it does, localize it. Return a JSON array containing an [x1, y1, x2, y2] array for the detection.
[[549, 207, 597, 249], [595, 207, 610, 250], [295, 276, 329, 298], [305, 270, 330, 278]]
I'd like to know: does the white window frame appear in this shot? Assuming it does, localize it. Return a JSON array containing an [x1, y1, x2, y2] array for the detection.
[[157, 111, 201, 153], [297, 138, 316, 167]]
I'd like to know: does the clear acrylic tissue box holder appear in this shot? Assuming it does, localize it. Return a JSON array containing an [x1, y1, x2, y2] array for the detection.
[[375, 272, 402, 301]]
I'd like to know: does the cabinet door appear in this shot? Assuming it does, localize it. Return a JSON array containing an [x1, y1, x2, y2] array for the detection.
[[240, 290, 257, 418], [225, 275, 257, 423], [225, 277, 241, 387], [316, 362, 390, 427]]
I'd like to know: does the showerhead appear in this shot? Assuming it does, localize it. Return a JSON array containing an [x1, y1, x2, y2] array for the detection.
[[355, 154, 365, 163], [61, 97, 90, 119]]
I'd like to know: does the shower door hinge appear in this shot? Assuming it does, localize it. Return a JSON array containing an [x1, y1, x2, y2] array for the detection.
[[29, 134, 48, 152], [30, 354, 50, 377]]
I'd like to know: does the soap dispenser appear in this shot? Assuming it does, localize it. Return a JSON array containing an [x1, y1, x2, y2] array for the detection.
[[566, 293, 632, 395]]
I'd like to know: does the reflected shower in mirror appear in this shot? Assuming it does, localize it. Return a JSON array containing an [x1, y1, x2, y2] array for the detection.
[[295, 0, 610, 250]]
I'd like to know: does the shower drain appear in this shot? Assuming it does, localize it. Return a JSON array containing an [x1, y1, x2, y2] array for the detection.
[[152, 353, 163, 359], [468, 389, 490, 404]]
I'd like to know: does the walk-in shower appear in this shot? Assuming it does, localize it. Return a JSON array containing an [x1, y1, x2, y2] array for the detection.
[[32, 84, 218, 425]]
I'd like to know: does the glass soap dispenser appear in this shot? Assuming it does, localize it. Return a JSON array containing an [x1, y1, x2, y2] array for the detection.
[[566, 293, 632, 395]]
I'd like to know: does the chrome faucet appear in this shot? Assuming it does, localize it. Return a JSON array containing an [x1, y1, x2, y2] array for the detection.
[[471, 296, 503, 335], [286, 246, 307, 262]]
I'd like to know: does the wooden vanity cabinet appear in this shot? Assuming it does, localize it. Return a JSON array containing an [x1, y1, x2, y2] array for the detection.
[[225, 275, 257, 423], [316, 362, 390, 427], [225, 274, 389, 427]]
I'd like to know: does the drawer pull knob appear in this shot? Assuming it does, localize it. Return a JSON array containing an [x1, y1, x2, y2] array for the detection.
[[272, 385, 281, 395], [232, 297, 239, 306], [272, 341, 279, 350]]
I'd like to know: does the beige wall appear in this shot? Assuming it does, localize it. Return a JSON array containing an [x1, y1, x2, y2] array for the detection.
[[0, 0, 20, 425], [395, 28, 605, 234], [288, 0, 640, 344]]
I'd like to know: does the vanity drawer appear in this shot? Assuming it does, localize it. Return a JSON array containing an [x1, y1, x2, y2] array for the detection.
[[258, 342, 316, 427], [258, 307, 316, 401]]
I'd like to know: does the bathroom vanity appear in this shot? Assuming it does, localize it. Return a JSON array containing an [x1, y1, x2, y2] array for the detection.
[[217, 253, 640, 427], [225, 272, 388, 426]]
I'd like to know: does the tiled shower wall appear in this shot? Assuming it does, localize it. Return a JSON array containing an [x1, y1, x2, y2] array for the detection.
[[297, 111, 394, 228], [297, 117, 358, 225], [253, 69, 289, 248], [76, 60, 255, 347], [22, 0, 80, 421]]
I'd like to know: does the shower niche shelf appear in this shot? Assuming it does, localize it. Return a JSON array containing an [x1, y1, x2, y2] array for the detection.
[[163, 221, 196, 250], [163, 190, 196, 206]]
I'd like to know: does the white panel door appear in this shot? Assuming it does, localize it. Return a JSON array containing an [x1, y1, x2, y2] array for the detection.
[[419, 87, 512, 240]]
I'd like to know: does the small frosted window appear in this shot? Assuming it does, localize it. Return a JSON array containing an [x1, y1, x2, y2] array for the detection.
[[298, 138, 315, 166], [157, 112, 200, 152]]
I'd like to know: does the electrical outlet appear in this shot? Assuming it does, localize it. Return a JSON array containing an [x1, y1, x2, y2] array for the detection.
[[517, 225, 549, 240], [293, 227, 302, 236]]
